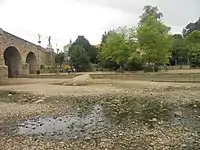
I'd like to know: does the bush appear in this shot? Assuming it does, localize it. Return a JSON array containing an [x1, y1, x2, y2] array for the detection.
[[124, 61, 143, 71], [40, 65, 45, 69]]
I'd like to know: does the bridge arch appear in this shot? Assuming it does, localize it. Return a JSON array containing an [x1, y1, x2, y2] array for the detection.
[[26, 52, 37, 74], [3, 46, 21, 78]]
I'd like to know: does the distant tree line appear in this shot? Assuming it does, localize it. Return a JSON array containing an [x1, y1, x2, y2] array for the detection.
[[55, 6, 200, 72]]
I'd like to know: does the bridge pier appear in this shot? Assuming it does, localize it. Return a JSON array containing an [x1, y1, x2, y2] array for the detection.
[[0, 65, 8, 78], [19, 63, 29, 76]]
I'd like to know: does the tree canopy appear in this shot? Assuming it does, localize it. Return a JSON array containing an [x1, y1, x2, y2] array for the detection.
[[185, 30, 200, 67], [137, 12, 172, 64], [183, 17, 200, 37], [139, 5, 163, 24], [100, 26, 138, 67], [69, 45, 91, 71], [72, 36, 98, 63], [170, 34, 188, 65]]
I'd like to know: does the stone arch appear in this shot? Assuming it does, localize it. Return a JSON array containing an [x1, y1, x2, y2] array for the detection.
[[26, 52, 37, 74], [3, 46, 21, 78]]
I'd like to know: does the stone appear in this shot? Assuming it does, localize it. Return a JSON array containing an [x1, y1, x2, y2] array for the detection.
[[85, 136, 91, 141], [152, 118, 157, 122], [180, 144, 187, 148], [64, 73, 94, 86], [158, 121, 164, 125], [174, 111, 183, 117], [193, 105, 197, 108], [35, 99, 44, 104]]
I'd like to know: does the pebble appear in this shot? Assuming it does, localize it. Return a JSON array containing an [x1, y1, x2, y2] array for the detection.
[[60, 141, 65, 144], [35, 99, 44, 104], [152, 118, 157, 122], [180, 144, 187, 148], [85, 136, 91, 141], [174, 111, 183, 117], [158, 121, 164, 125], [193, 105, 197, 108]]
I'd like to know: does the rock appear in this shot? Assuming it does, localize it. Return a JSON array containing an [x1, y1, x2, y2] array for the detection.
[[168, 85, 172, 88], [118, 132, 123, 136], [41, 132, 45, 136], [51, 132, 56, 136], [193, 105, 197, 108], [64, 73, 94, 86], [8, 93, 12, 97], [158, 121, 164, 125], [150, 143, 154, 146], [85, 136, 91, 141], [35, 99, 44, 104], [19, 123, 25, 127], [60, 141, 65, 144], [174, 111, 183, 117], [152, 118, 157, 122], [180, 144, 187, 148]]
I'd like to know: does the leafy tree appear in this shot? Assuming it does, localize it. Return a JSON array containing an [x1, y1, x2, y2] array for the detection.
[[73, 36, 98, 63], [137, 11, 173, 67], [101, 26, 138, 68], [183, 17, 200, 37], [140, 5, 163, 24], [170, 34, 188, 66], [100, 30, 114, 47], [69, 45, 91, 71], [185, 30, 200, 67], [55, 52, 65, 67], [98, 30, 119, 70]]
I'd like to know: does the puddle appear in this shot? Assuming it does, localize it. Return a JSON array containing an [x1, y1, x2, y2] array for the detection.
[[15, 104, 110, 140], [172, 116, 187, 125]]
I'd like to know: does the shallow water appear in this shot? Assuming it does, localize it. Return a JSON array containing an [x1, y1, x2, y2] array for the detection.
[[16, 104, 109, 140]]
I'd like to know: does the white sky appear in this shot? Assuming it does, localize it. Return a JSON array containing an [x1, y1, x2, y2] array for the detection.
[[0, 0, 199, 50]]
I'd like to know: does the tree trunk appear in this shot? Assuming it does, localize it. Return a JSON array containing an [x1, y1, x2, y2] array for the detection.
[[175, 59, 178, 66]]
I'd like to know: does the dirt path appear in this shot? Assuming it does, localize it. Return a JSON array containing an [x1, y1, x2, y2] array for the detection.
[[0, 73, 123, 96]]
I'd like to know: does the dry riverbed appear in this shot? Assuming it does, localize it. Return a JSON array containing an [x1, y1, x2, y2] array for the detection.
[[1, 81, 200, 149]]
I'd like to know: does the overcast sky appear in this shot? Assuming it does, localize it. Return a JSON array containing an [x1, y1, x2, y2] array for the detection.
[[0, 0, 199, 50]]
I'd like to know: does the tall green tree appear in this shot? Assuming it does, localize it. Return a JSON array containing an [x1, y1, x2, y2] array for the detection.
[[101, 26, 138, 68], [170, 34, 188, 65], [73, 36, 98, 63], [98, 30, 119, 70], [183, 17, 200, 37], [185, 30, 200, 67], [69, 45, 91, 71], [137, 6, 172, 66], [140, 5, 163, 24]]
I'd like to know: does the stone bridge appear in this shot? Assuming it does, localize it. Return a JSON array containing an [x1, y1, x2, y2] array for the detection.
[[0, 29, 54, 78]]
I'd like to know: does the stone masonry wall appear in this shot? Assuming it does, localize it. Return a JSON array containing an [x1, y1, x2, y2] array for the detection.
[[0, 29, 53, 77]]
